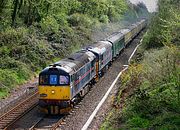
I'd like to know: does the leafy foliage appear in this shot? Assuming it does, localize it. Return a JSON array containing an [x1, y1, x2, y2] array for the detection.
[[121, 48, 180, 129], [143, 0, 180, 49]]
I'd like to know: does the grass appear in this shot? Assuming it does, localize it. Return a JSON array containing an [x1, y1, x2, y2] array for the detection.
[[100, 110, 115, 130], [0, 91, 9, 99]]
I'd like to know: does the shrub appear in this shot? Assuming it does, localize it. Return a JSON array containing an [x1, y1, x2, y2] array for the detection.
[[54, 13, 68, 26], [99, 15, 109, 24], [127, 116, 150, 128], [0, 69, 19, 88], [0, 27, 28, 47], [68, 13, 93, 28], [40, 16, 59, 34]]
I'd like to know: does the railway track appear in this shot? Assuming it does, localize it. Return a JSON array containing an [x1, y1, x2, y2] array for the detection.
[[29, 115, 65, 130], [0, 91, 38, 129], [29, 117, 44, 130]]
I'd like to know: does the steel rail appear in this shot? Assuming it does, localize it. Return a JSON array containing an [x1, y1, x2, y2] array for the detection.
[[29, 117, 44, 130], [0, 91, 38, 129]]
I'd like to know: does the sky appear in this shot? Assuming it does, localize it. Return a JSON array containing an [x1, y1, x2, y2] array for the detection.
[[129, 0, 158, 12]]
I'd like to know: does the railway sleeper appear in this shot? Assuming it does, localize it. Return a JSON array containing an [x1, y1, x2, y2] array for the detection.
[[11, 111, 24, 115], [2, 116, 16, 120], [0, 120, 12, 124]]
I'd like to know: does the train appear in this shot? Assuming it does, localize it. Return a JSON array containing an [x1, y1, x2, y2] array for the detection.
[[38, 19, 147, 114]]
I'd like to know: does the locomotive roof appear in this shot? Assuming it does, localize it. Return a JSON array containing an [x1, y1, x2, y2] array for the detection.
[[40, 50, 96, 75], [128, 23, 137, 30], [119, 29, 130, 35], [138, 19, 146, 25], [107, 32, 124, 43], [86, 41, 112, 55]]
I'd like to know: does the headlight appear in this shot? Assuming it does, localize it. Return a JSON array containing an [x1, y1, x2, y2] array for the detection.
[[51, 90, 55, 94]]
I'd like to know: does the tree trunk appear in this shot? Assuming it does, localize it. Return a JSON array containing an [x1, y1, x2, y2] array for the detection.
[[11, 0, 19, 26], [0, 0, 5, 13], [18, 0, 23, 13]]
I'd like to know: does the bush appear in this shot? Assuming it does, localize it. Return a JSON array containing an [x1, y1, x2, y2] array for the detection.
[[0, 69, 20, 88], [68, 13, 93, 28], [40, 16, 59, 34], [99, 15, 109, 24], [0, 46, 11, 57], [54, 13, 68, 26], [0, 27, 28, 47], [127, 116, 150, 128]]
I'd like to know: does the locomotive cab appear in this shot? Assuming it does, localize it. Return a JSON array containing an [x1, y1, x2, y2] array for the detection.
[[38, 65, 72, 114], [39, 68, 70, 100]]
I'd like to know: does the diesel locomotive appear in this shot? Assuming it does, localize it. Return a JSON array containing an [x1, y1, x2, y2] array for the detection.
[[38, 19, 147, 114]]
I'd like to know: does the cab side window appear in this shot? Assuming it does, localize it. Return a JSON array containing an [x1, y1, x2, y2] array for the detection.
[[39, 75, 48, 85], [59, 75, 69, 85]]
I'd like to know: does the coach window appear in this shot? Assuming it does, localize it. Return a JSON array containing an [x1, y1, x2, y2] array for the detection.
[[59, 75, 69, 85]]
